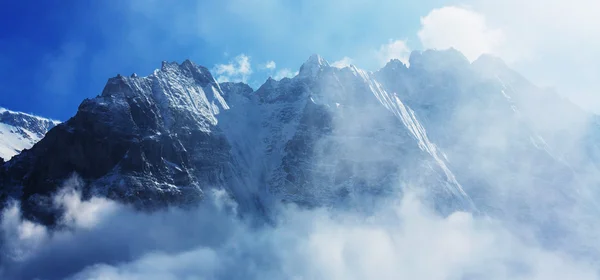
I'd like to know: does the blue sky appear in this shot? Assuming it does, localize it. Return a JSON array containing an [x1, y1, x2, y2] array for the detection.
[[1, 0, 598, 120]]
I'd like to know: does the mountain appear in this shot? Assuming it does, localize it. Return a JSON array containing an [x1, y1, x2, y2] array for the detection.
[[0, 108, 59, 162], [377, 49, 600, 250], [378, 50, 600, 209], [1, 51, 598, 235], [223, 54, 473, 213]]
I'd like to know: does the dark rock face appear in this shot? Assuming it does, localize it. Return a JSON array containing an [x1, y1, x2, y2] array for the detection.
[[0, 60, 237, 223]]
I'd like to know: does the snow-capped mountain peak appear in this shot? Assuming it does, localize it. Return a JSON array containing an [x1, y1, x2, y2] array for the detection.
[[382, 59, 408, 72], [298, 54, 330, 78], [0, 107, 59, 161]]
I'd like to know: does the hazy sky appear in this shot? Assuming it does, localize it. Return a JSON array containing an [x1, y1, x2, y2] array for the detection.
[[0, 0, 598, 119]]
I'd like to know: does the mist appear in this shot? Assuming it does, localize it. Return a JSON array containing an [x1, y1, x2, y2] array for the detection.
[[1, 178, 597, 280]]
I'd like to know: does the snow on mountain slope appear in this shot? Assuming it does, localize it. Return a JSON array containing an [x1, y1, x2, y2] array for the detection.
[[226, 55, 476, 212], [353, 66, 471, 205], [0, 108, 59, 161], [2, 51, 598, 230], [0, 54, 480, 223]]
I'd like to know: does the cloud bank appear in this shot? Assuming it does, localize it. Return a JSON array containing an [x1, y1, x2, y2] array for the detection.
[[1, 176, 598, 280], [418, 6, 504, 62]]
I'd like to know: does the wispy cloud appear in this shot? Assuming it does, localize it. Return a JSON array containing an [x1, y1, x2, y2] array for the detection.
[[375, 39, 411, 66], [466, 0, 600, 113], [262, 60, 277, 70], [331, 57, 354, 68], [273, 68, 297, 80], [214, 54, 253, 83], [1, 184, 597, 279], [417, 6, 504, 62], [40, 42, 86, 95]]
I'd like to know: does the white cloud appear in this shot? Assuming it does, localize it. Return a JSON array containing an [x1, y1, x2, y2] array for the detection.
[[418, 6, 505, 62], [416, 2, 600, 113], [273, 68, 298, 80], [467, 0, 600, 113], [376, 39, 411, 66], [263, 60, 277, 70], [331, 57, 353, 69], [2, 188, 597, 280], [0, 203, 48, 261], [53, 177, 118, 229], [214, 54, 253, 83]]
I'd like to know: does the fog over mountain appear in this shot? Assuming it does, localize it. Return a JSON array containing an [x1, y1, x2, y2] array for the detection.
[[1, 49, 599, 279]]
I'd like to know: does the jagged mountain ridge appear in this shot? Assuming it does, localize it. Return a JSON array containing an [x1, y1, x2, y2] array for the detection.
[[1, 51, 598, 228], [229, 55, 473, 212], [0, 108, 59, 162]]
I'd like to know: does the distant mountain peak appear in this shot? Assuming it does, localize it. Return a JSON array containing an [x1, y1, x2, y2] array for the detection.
[[219, 82, 254, 100], [472, 53, 506, 66], [381, 59, 408, 72], [0, 107, 59, 160], [409, 48, 470, 71], [0, 107, 60, 125], [471, 53, 512, 77], [298, 54, 330, 78]]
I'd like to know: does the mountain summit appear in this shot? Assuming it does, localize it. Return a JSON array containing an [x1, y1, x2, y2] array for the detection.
[[298, 54, 330, 78]]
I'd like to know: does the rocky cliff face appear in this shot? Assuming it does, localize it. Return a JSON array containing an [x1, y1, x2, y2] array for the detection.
[[1, 51, 598, 228], [0, 60, 242, 223]]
